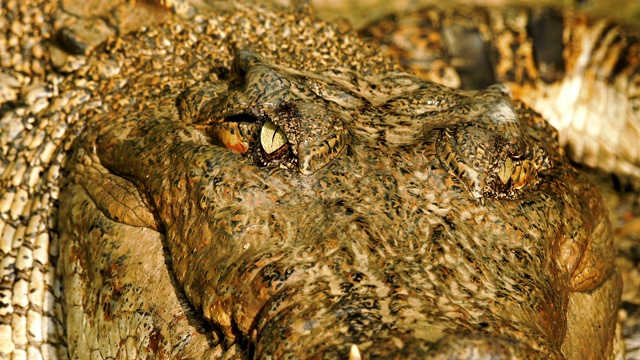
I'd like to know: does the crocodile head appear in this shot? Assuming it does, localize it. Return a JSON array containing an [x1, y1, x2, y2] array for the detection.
[[57, 4, 621, 359]]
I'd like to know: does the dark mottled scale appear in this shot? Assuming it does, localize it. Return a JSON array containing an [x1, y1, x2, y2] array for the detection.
[[56, 27, 90, 56], [362, 6, 567, 88], [440, 8, 497, 89], [527, 8, 566, 83]]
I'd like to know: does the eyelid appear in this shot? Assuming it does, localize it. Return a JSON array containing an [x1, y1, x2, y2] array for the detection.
[[224, 113, 258, 123]]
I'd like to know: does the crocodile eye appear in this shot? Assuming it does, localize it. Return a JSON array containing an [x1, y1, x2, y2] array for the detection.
[[260, 120, 289, 158], [498, 158, 514, 184]]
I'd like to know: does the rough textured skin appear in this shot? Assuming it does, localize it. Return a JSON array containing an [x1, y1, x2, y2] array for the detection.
[[67, 32, 621, 358], [0, 0, 632, 359]]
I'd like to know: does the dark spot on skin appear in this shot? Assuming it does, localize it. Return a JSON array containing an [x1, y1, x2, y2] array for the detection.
[[148, 327, 164, 353]]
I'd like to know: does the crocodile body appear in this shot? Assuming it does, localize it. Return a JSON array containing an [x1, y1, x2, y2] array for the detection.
[[0, 0, 637, 359]]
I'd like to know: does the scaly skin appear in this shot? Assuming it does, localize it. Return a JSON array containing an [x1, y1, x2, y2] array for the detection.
[[0, 1, 632, 359]]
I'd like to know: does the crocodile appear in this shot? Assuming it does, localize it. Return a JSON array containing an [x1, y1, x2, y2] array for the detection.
[[0, 0, 637, 358]]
